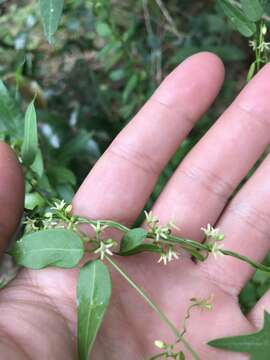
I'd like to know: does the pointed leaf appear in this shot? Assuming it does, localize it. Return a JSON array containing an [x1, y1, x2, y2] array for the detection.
[[31, 149, 44, 178], [9, 229, 84, 269], [77, 260, 112, 360], [21, 101, 38, 166], [123, 74, 139, 102], [247, 61, 256, 82], [120, 228, 148, 253], [119, 243, 162, 256], [218, 0, 256, 37], [179, 352, 186, 360], [0, 81, 22, 134], [208, 311, 270, 360], [39, 0, 64, 43], [240, 0, 264, 22]]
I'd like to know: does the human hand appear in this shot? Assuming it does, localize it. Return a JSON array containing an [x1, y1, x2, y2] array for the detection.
[[1, 52, 270, 359]]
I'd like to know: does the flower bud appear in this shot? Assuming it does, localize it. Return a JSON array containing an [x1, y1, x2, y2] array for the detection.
[[154, 340, 166, 349]]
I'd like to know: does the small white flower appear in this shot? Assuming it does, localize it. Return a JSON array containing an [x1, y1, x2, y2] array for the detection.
[[153, 222, 179, 242], [154, 340, 167, 349], [91, 221, 108, 236], [210, 242, 225, 259], [259, 41, 270, 52], [262, 24, 267, 35], [65, 204, 73, 214], [24, 217, 39, 232], [201, 224, 224, 242], [158, 247, 179, 265], [154, 226, 168, 241], [167, 220, 180, 231], [144, 211, 159, 225], [94, 241, 114, 260], [51, 199, 66, 211], [249, 40, 257, 51]]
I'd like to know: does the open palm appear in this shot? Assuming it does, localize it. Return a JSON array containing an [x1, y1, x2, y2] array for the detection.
[[1, 52, 270, 359]]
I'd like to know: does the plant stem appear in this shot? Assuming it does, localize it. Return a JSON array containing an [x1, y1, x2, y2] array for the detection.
[[148, 352, 168, 360], [78, 216, 270, 275], [105, 255, 202, 360], [77, 217, 129, 232], [220, 249, 270, 274]]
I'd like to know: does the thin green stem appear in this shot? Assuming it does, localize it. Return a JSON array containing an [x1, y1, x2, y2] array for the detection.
[[105, 255, 202, 360], [76, 217, 129, 232], [148, 352, 168, 360], [220, 249, 270, 274], [77, 216, 270, 275]]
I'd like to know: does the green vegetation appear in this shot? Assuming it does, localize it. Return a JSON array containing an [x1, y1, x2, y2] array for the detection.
[[1, 1, 270, 359]]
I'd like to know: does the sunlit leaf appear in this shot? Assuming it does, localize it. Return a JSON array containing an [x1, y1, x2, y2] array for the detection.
[[21, 100, 39, 166], [39, 0, 64, 43]]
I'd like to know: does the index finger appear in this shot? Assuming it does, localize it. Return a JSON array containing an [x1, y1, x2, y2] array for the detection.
[[73, 52, 224, 225]]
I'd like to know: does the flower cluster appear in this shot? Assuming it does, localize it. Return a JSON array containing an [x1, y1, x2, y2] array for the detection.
[[158, 246, 179, 265], [94, 239, 115, 260], [90, 221, 108, 239], [249, 24, 270, 54], [145, 211, 179, 242], [24, 217, 40, 233], [249, 39, 270, 52], [24, 200, 76, 232], [201, 224, 224, 258]]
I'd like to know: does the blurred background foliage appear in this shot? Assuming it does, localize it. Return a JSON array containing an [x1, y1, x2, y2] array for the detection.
[[0, 0, 269, 312]]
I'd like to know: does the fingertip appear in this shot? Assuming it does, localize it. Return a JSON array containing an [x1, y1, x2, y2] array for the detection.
[[154, 52, 225, 116], [179, 51, 225, 86]]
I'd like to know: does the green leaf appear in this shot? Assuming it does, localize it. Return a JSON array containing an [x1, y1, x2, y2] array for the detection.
[[247, 61, 256, 81], [21, 101, 38, 166], [218, 0, 256, 37], [109, 69, 126, 82], [96, 21, 112, 37], [208, 311, 270, 359], [123, 74, 139, 102], [120, 228, 148, 253], [77, 260, 112, 360], [57, 130, 92, 164], [179, 352, 186, 360], [0, 81, 22, 135], [39, 0, 64, 43], [48, 165, 76, 186], [24, 192, 45, 210], [240, 0, 264, 22], [31, 149, 44, 178], [9, 229, 84, 269], [119, 243, 162, 256]]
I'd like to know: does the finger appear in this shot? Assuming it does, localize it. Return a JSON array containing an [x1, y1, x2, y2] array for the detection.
[[0, 142, 24, 255], [199, 153, 270, 295], [247, 290, 270, 329], [151, 63, 270, 241], [73, 52, 224, 224]]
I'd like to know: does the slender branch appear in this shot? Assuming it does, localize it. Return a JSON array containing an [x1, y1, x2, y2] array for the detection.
[[220, 249, 270, 274], [154, 0, 182, 40], [105, 255, 201, 360], [76, 216, 270, 275]]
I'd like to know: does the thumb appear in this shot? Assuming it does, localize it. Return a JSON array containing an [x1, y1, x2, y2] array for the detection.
[[0, 142, 24, 256]]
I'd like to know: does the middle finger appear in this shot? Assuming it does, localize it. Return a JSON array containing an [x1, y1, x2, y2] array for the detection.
[[151, 64, 270, 242]]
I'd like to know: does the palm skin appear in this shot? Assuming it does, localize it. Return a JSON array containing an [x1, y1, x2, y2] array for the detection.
[[1, 52, 270, 360]]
